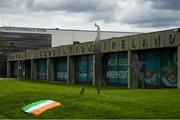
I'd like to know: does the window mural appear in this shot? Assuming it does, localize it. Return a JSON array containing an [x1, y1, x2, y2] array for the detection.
[[103, 52, 128, 86], [54, 57, 67, 82], [75, 55, 93, 84], [161, 49, 177, 87], [37, 59, 47, 80], [139, 48, 177, 88], [139, 51, 161, 87]]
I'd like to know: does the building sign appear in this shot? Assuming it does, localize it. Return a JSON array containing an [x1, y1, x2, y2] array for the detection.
[[165, 30, 180, 47], [110, 38, 119, 52], [7, 29, 180, 61], [101, 39, 110, 53], [139, 33, 152, 49], [152, 32, 165, 48], [129, 35, 140, 50], [119, 37, 129, 51]]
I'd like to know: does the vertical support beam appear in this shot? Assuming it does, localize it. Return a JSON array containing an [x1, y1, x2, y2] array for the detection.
[[21, 61, 25, 79], [128, 51, 131, 88], [67, 56, 70, 84], [31, 59, 37, 80], [7, 61, 11, 78], [129, 51, 139, 89], [68, 56, 75, 84], [93, 55, 95, 86], [17, 61, 21, 78], [178, 47, 180, 89], [47, 58, 54, 82]]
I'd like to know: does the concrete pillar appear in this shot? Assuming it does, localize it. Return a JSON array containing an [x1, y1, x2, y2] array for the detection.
[[128, 51, 139, 89], [67, 56, 70, 84], [21, 61, 26, 79], [128, 51, 131, 88], [93, 55, 95, 86], [47, 58, 54, 82], [7, 61, 11, 78], [68, 56, 75, 84], [31, 59, 37, 80], [178, 47, 180, 89], [17, 61, 22, 78]]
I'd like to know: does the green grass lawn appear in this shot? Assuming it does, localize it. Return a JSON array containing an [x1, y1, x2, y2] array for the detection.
[[0, 79, 180, 119]]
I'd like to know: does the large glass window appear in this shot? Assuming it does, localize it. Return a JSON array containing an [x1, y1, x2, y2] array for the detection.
[[75, 55, 93, 84], [103, 52, 128, 86], [10, 61, 18, 78], [54, 57, 67, 82], [37, 59, 47, 80]]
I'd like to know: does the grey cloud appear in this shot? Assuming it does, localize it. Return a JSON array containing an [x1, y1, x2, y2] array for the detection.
[[0, 0, 32, 9], [31, 0, 118, 22], [31, 0, 115, 12], [150, 0, 180, 10], [119, 0, 180, 28]]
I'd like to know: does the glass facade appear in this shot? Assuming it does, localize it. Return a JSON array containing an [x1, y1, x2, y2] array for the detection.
[[75, 55, 93, 84], [54, 57, 67, 82], [24, 60, 31, 79], [10, 61, 18, 78], [103, 52, 128, 86], [37, 59, 47, 81]]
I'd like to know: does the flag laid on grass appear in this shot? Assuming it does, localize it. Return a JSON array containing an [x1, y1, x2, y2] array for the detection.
[[22, 100, 61, 116]]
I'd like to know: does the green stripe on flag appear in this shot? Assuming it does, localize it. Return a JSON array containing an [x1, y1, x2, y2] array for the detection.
[[22, 100, 48, 112]]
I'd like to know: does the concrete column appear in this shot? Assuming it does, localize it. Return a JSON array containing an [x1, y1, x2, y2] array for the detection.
[[67, 56, 70, 84], [47, 58, 54, 82], [68, 56, 75, 84], [31, 59, 37, 80], [93, 55, 95, 86], [17, 61, 22, 78], [7, 61, 11, 78], [128, 51, 131, 88], [128, 51, 139, 89], [21, 61, 26, 79], [178, 47, 180, 89]]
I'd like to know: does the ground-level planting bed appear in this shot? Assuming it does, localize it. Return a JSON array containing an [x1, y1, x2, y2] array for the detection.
[[0, 80, 180, 119]]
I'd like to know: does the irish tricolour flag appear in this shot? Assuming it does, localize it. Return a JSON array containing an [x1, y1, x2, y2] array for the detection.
[[22, 100, 61, 116]]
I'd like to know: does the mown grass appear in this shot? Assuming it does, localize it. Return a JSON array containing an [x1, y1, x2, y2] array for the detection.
[[0, 79, 180, 119]]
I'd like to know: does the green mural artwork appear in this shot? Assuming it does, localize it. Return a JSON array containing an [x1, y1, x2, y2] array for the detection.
[[143, 51, 161, 87], [140, 49, 177, 88], [161, 49, 177, 87]]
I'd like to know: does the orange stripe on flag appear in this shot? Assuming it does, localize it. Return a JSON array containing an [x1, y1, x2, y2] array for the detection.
[[31, 102, 61, 116]]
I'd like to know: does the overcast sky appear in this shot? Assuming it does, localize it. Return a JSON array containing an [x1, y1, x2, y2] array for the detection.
[[0, 0, 180, 32]]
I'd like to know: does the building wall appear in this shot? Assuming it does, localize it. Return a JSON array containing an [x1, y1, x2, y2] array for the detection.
[[47, 29, 139, 46], [0, 32, 51, 77], [7, 28, 180, 89]]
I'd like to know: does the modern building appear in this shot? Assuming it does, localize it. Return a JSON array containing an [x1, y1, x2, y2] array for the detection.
[[0, 26, 138, 77], [7, 28, 180, 89], [0, 27, 52, 77]]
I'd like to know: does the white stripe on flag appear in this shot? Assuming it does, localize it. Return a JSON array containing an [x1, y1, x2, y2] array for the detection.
[[25, 100, 54, 113]]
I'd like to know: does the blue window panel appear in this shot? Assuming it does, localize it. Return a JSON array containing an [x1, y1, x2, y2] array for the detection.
[[37, 59, 47, 81]]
